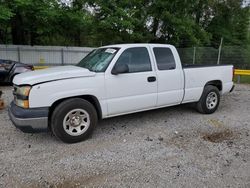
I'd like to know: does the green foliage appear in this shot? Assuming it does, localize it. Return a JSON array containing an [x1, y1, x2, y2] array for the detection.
[[0, 4, 13, 21], [234, 75, 250, 83], [0, 0, 249, 47], [207, 0, 250, 46]]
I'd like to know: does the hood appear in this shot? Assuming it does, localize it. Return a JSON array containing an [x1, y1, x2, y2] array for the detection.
[[13, 65, 96, 85]]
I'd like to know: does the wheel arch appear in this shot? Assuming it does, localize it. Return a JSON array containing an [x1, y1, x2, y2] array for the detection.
[[48, 95, 102, 129], [204, 80, 222, 92]]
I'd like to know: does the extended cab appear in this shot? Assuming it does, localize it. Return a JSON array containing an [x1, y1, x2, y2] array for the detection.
[[9, 44, 234, 143]]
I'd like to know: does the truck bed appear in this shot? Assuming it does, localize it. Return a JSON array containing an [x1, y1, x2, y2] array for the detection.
[[181, 64, 233, 103]]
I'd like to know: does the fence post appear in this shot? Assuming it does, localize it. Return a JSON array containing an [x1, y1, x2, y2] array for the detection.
[[217, 37, 223, 65], [17, 46, 21, 62], [237, 75, 241, 84], [192, 47, 196, 64], [61, 48, 64, 65]]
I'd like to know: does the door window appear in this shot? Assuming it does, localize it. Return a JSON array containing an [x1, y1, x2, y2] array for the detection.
[[153, 48, 176, 70], [115, 47, 152, 73]]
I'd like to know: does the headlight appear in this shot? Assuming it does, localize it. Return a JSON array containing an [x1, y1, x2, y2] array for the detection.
[[14, 86, 31, 108], [16, 86, 31, 96]]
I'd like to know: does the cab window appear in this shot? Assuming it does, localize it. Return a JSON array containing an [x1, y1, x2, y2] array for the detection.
[[115, 47, 152, 73], [153, 48, 176, 70]]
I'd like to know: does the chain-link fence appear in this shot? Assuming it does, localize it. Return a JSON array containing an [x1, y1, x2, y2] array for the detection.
[[177, 46, 250, 69], [0, 45, 249, 69]]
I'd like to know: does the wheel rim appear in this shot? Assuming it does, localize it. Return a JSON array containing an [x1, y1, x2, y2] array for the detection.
[[206, 92, 218, 110], [63, 109, 90, 136]]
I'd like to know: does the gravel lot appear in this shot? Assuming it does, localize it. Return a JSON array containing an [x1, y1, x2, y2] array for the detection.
[[0, 84, 250, 188]]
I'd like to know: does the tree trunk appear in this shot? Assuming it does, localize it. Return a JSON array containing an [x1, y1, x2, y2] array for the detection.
[[11, 13, 26, 44], [152, 17, 159, 38]]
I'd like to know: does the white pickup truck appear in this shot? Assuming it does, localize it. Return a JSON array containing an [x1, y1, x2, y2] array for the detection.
[[9, 44, 234, 143]]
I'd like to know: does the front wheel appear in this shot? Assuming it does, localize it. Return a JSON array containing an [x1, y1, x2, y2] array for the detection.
[[51, 98, 98, 143], [196, 85, 220, 114]]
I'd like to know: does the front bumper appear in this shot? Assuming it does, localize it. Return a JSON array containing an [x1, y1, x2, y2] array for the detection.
[[8, 102, 49, 133]]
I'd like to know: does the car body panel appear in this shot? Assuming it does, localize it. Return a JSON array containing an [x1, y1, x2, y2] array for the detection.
[[13, 65, 95, 85], [182, 65, 233, 103]]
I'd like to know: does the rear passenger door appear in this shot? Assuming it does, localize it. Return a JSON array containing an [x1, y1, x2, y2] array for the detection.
[[105, 47, 157, 116], [152, 47, 184, 107]]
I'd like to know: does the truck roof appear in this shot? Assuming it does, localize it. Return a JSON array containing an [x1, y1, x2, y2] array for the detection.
[[101, 43, 174, 49]]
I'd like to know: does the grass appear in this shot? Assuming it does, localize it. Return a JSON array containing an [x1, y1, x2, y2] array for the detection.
[[234, 75, 250, 84]]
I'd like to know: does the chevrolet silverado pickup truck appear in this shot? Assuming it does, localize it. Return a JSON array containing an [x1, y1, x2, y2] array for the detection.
[[9, 44, 234, 143]]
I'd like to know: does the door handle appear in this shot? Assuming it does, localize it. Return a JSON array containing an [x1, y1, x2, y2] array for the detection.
[[147, 76, 156, 82]]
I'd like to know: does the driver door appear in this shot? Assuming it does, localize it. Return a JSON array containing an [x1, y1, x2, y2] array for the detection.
[[105, 47, 157, 116]]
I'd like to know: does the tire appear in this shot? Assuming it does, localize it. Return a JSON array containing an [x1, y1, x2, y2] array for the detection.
[[196, 85, 220, 114], [51, 98, 98, 143]]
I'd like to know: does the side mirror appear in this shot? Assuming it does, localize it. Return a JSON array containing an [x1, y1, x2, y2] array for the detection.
[[111, 64, 129, 75]]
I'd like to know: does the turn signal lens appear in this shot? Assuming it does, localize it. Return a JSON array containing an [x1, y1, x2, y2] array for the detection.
[[15, 99, 29, 109]]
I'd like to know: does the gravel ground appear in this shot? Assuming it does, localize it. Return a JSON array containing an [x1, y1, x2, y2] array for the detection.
[[0, 84, 249, 188]]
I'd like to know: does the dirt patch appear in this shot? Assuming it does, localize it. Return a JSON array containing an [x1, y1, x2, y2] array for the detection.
[[202, 129, 237, 143], [165, 131, 199, 149], [55, 173, 107, 188], [20, 173, 107, 188], [207, 119, 225, 128]]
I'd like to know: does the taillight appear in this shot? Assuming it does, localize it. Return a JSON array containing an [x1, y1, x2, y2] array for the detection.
[[232, 67, 235, 80], [25, 66, 34, 70]]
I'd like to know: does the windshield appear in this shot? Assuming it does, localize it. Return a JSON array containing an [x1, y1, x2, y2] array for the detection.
[[76, 48, 119, 72]]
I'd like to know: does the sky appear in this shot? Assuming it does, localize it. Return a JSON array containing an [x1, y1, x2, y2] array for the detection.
[[243, 0, 250, 6]]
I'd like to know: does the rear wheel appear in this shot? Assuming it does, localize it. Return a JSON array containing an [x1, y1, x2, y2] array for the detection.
[[51, 98, 97, 143], [196, 85, 220, 114]]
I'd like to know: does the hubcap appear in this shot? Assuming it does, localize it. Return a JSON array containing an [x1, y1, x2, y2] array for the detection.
[[63, 109, 90, 136], [206, 92, 218, 110]]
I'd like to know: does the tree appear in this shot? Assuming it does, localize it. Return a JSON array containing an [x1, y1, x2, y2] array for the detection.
[[0, 0, 249, 47], [0, 1, 13, 43], [207, 0, 250, 46], [146, 0, 211, 46]]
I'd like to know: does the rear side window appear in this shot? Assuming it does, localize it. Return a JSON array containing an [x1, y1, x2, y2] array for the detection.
[[115, 47, 152, 73], [153, 48, 176, 70]]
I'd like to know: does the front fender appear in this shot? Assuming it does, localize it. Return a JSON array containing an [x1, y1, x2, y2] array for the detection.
[[28, 76, 106, 114]]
